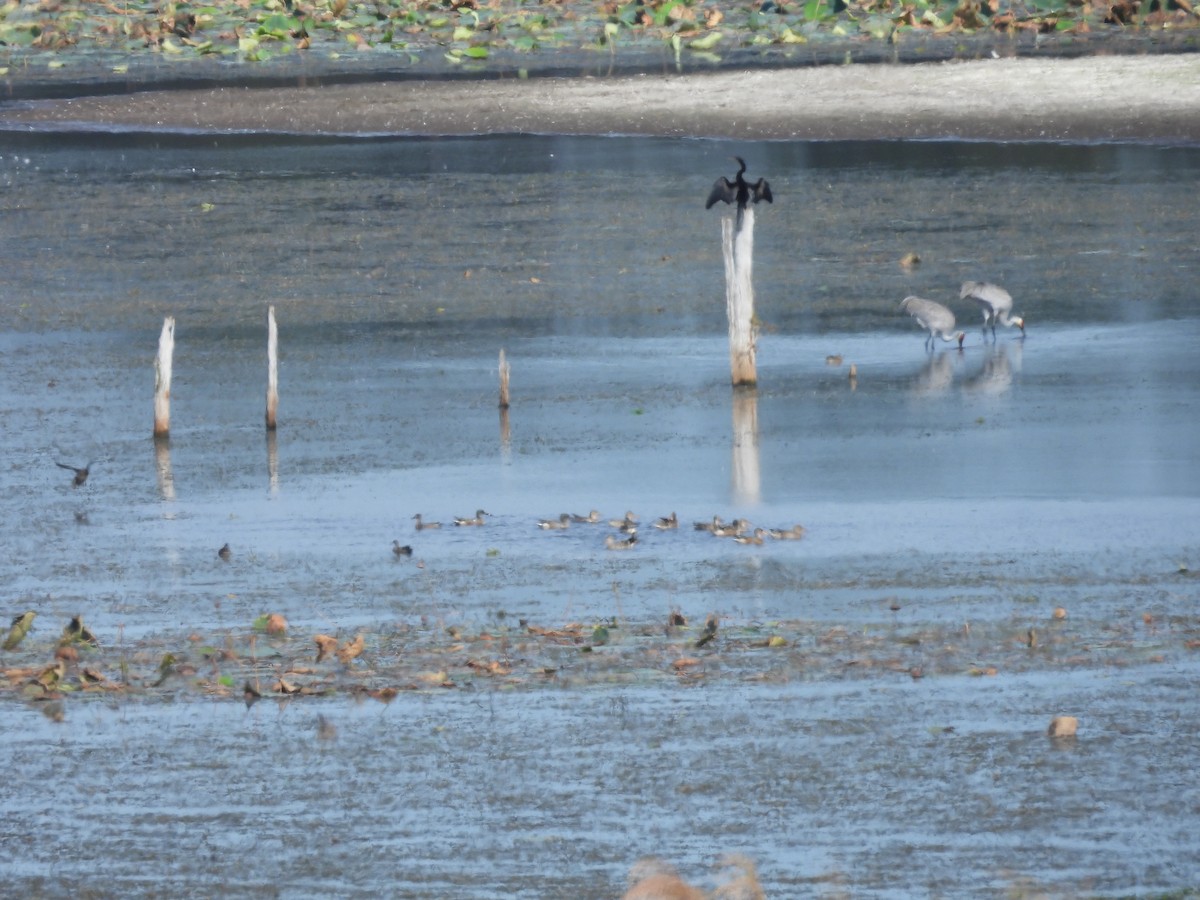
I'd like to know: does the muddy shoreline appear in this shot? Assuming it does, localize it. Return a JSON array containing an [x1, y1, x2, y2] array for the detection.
[[2, 53, 1199, 142]]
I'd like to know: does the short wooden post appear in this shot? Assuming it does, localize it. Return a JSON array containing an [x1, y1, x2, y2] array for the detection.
[[265, 305, 279, 431], [722, 208, 758, 387], [731, 386, 761, 505], [498, 348, 511, 410], [153, 316, 175, 439]]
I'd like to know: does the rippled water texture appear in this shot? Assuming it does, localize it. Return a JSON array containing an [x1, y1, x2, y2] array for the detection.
[[1, 133, 1199, 897]]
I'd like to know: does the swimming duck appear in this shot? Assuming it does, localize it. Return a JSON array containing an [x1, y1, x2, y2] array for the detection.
[[217, 543, 231, 561], [653, 512, 678, 530], [605, 533, 638, 551], [538, 514, 572, 530], [693, 515, 723, 533], [570, 510, 601, 524], [734, 528, 767, 546], [767, 524, 806, 540], [412, 513, 442, 531], [392, 540, 414, 557], [713, 518, 750, 538], [608, 511, 638, 529], [454, 509, 490, 526]]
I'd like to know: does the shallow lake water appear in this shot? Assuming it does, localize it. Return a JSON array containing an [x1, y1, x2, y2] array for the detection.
[[1, 131, 1199, 897]]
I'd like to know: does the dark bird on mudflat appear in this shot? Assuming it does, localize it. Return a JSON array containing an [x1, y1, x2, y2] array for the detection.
[[706, 156, 773, 211], [56, 460, 93, 487]]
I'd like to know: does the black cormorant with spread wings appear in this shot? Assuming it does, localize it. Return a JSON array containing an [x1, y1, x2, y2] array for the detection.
[[706, 157, 773, 211]]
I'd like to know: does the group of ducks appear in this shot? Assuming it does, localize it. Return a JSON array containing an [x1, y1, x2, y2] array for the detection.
[[392, 510, 806, 556], [901, 281, 1026, 351]]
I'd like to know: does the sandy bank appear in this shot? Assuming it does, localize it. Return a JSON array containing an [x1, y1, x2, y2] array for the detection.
[[2, 54, 1198, 142]]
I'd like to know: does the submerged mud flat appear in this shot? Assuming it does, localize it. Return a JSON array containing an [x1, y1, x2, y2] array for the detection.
[[1, 132, 1200, 896]]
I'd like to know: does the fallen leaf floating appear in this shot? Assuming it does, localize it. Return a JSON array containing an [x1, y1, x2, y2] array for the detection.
[[313, 634, 338, 663], [4, 611, 36, 651], [60, 615, 99, 647], [336, 633, 365, 665], [243, 680, 262, 708]]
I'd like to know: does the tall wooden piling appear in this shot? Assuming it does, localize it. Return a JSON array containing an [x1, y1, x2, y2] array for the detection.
[[731, 386, 761, 505], [265, 305, 279, 431], [722, 207, 758, 387], [498, 348, 511, 410], [153, 316, 175, 439]]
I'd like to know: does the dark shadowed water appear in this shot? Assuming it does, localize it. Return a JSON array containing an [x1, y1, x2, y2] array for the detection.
[[1, 132, 1199, 897]]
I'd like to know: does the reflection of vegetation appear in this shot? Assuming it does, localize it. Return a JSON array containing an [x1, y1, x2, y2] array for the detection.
[[0, 0, 1196, 73]]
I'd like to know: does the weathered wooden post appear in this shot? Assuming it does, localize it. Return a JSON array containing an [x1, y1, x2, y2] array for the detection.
[[265, 305, 279, 431], [722, 208, 758, 387], [498, 348, 511, 410], [153, 316, 175, 439], [731, 386, 761, 505], [706, 157, 772, 388]]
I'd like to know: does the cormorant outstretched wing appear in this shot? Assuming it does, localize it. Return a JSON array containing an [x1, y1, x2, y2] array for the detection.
[[751, 178, 773, 205], [706, 177, 737, 209]]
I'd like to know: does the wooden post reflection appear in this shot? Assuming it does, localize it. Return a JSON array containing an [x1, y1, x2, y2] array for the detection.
[[266, 428, 280, 494], [731, 386, 760, 505], [499, 407, 512, 465], [154, 437, 175, 501]]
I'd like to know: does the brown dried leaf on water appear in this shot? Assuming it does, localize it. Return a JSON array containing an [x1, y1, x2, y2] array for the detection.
[[899, 251, 921, 269], [369, 686, 400, 704], [313, 634, 338, 663], [466, 658, 511, 676], [336, 633, 365, 664], [61, 615, 99, 647], [265, 613, 288, 636], [243, 680, 262, 708], [273, 676, 301, 694], [967, 666, 998, 676], [80, 667, 106, 687], [672, 656, 701, 670], [1048, 715, 1078, 737], [55, 645, 79, 664], [417, 670, 450, 685]]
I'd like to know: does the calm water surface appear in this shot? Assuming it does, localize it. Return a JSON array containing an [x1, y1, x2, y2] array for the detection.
[[1, 132, 1199, 897]]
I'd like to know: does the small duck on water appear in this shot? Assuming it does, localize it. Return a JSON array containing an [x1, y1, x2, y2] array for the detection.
[[605, 533, 638, 551], [608, 511, 638, 529], [767, 524, 806, 540], [392, 540, 414, 557], [713, 518, 751, 538], [412, 513, 442, 531], [734, 528, 767, 546], [454, 509, 490, 526], [538, 514, 571, 530], [653, 512, 678, 530], [570, 509, 601, 524]]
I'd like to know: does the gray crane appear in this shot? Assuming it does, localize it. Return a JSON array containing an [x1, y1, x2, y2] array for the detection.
[[960, 281, 1025, 340], [900, 296, 964, 351]]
